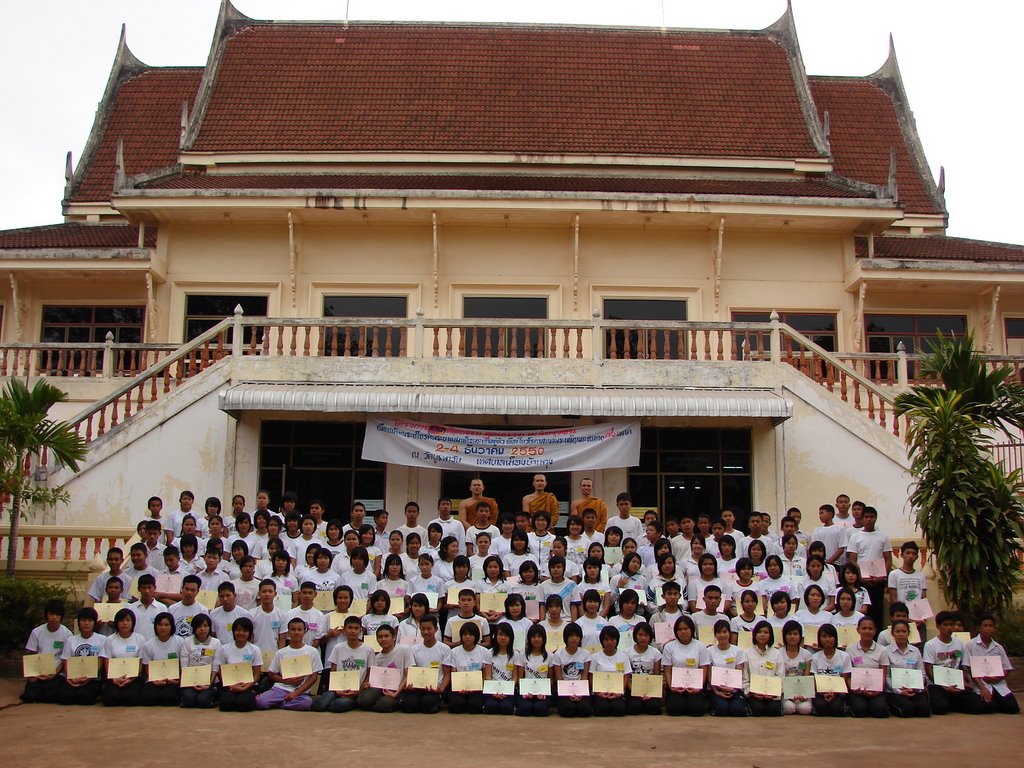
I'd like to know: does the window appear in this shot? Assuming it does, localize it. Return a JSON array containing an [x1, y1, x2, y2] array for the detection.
[[628, 428, 752, 527], [731, 311, 837, 358], [260, 421, 386, 515], [866, 314, 966, 380], [322, 295, 406, 356], [184, 294, 268, 343], [462, 296, 548, 357], [40, 305, 144, 375], [604, 298, 688, 359], [1005, 318, 1024, 356]]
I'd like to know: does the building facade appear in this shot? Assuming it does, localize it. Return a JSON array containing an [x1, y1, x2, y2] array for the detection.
[[2, 2, 1022, 534]]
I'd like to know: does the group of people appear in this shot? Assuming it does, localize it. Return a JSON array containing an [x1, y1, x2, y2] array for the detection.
[[18, 480, 1018, 718]]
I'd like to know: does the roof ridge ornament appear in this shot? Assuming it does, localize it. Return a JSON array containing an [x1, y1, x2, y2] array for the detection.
[[114, 138, 127, 192], [887, 147, 898, 201]]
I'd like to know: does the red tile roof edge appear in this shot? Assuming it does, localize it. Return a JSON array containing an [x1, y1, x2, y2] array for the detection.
[[855, 235, 1024, 264], [0, 222, 156, 250]]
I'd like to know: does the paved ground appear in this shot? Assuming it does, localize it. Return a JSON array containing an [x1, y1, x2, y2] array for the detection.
[[0, 678, 1020, 767]]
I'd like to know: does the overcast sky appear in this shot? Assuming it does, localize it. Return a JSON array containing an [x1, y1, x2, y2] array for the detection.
[[1, 1, 1020, 245]]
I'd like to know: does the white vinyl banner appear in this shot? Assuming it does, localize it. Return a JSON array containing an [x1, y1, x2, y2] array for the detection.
[[362, 417, 641, 472]]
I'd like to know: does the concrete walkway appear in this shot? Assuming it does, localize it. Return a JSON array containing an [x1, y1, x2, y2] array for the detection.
[[0, 679, 1019, 768]]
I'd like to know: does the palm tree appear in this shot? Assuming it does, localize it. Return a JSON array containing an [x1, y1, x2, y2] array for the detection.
[[0, 379, 88, 576], [894, 333, 1024, 619]]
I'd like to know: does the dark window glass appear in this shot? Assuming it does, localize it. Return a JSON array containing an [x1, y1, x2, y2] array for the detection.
[[604, 298, 688, 359], [1005, 318, 1024, 338], [732, 311, 837, 358], [462, 297, 548, 358], [39, 305, 146, 375], [184, 294, 268, 344], [322, 295, 406, 356], [865, 314, 967, 379]]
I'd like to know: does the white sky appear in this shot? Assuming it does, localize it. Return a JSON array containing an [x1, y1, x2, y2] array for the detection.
[[1, 0, 1021, 244]]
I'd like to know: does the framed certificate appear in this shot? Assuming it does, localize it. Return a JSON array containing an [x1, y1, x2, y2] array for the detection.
[[22, 653, 55, 677], [891, 667, 925, 690], [450, 670, 484, 692], [556, 679, 589, 697], [631, 673, 663, 698], [710, 666, 742, 690], [179, 664, 212, 688], [850, 667, 883, 692], [749, 674, 782, 697], [483, 679, 515, 696], [932, 666, 964, 690], [518, 677, 551, 696], [406, 666, 439, 689], [328, 669, 361, 692], [280, 654, 314, 679], [219, 662, 254, 687], [592, 671, 624, 695], [107, 657, 140, 678], [813, 674, 847, 694], [147, 658, 180, 682], [368, 665, 402, 690]]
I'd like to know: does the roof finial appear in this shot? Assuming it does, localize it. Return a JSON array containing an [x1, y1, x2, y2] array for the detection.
[[114, 138, 126, 190], [886, 147, 898, 200], [65, 151, 73, 182], [937, 165, 946, 203], [179, 100, 189, 148], [822, 110, 831, 151]]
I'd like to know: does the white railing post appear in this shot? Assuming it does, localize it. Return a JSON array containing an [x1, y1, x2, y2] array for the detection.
[[896, 341, 908, 388], [101, 332, 115, 378], [231, 305, 244, 357], [769, 310, 781, 364], [415, 307, 425, 358], [592, 309, 603, 361]]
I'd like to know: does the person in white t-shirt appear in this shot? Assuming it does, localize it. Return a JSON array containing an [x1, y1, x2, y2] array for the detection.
[[312, 614, 376, 713], [99, 607, 146, 707], [213, 616, 262, 712], [395, 502, 428, 554], [811, 504, 848, 566], [20, 599, 72, 703], [963, 613, 1020, 715], [210, 582, 253, 642], [358, 625, 412, 712], [609, 493, 645, 543], [255, 617, 323, 711], [139, 612, 182, 707]]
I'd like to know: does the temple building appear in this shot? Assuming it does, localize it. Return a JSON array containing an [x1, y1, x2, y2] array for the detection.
[[2, 1, 1022, 533]]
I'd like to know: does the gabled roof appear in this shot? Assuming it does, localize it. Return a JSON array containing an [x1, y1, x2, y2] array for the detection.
[[0, 223, 155, 249], [855, 235, 1024, 264], [66, 68, 202, 204], [809, 46, 945, 217], [187, 22, 825, 159]]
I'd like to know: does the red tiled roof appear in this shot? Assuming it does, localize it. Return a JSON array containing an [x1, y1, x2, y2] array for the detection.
[[141, 172, 873, 199], [192, 24, 822, 159], [69, 68, 203, 203], [809, 77, 941, 216], [855, 235, 1024, 263], [0, 223, 156, 249]]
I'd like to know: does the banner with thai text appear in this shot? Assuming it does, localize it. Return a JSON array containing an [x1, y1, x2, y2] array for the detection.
[[362, 417, 641, 472]]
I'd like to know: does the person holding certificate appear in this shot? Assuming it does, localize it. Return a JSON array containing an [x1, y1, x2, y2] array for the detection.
[[179, 614, 221, 708], [446, 622, 491, 713], [810, 625, 851, 717], [924, 610, 981, 715], [256, 617, 323, 711], [847, 615, 890, 719], [516, 624, 553, 717], [358, 625, 411, 712], [100, 608, 146, 706], [20, 599, 72, 704], [402, 615, 452, 714], [482, 622, 518, 716], [140, 612, 182, 706], [662, 615, 709, 717], [589, 625, 631, 717], [552, 623, 592, 718], [745, 620, 783, 717], [624, 622, 662, 715], [780, 620, 814, 715], [212, 617, 262, 712], [57, 607, 103, 706], [313, 615, 375, 713], [963, 613, 1020, 715], [707, 619, 748, 717], [884, 619, 930, 717]]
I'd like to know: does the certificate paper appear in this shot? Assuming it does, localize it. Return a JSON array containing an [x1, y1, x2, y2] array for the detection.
[[836, 626, 860, 648], [813, 674, 847, 694], [179, 664, 212, 688], [107, 657, 140, 678], [749, 674, 782, 697], [279, 654, 313, 679], [196, 590, 219, 610], [156, 574, 183, 594], [670, 667, 704, 690], [891, 667, 925, 690], [710, 666, 742, 690], [631, 674, 663, 698], [93, 602, 123, 622], [451, 670, 484, 692], [369, 665, 402, 690], [653, 623, 674, 645], [907, 598, 934, 622], [478, 593, 505, 613], [22, 653, 56, 677], [483, 679, 515, 696], [421, 592, 440, 610], [406, 666, 439, 689], [313, 591, 335, 611], [850, 667, 884, 692], [556, 679, 589, 697], [932, 666, 964, 690], [147, 658, 180, 682], [782, 675, 814, 699], [736, 630, 753, 649], [858, 558, 887, 579], [363, 635, 382, 653], [697, 625, 716, 646], [328, 670, 361, 692], [969, 655, 1003, 678], [518, 677, 551, 696], [592, 671, 624, 695], [66, 656, 100, 680], [262, 650, 276, 669], [219, 662, 254, 687]]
